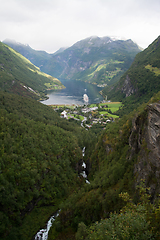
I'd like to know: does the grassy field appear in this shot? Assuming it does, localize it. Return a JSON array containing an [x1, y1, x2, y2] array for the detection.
[[101, 102, 122, 112], [50, 102, 122, 120], [50, 105, 76, 109], [69, 114, 84, 121], [99, 111, 120, 118], [145, 64, 160, 76], [90, 102, 122, 112]]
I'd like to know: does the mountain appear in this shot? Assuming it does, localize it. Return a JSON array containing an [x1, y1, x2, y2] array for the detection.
[[53, 91, 160, 240], [0, 41, 64, 100], [102, 35, 160, 114], [52, 47, 68, 55], [3, 39, 52, 68], [3, 37, 141, 86], [2, 36, 160, 240]]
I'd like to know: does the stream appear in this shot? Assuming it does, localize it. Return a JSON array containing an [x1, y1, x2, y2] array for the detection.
[[34, 211, 60, 240], [34, 147, 89, 239]]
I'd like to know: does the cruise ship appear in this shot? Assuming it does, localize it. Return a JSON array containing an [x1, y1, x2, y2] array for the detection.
[[83, 94, 89, 102]]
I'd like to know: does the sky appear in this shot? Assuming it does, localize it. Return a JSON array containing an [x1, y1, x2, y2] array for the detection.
[[0, 0, 160, 53]]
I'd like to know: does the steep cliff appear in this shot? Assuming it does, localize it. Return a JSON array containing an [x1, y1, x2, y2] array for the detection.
[[130, 102, 160, 198], [121, 74, 137, 97], [87, 95, 160, 203]]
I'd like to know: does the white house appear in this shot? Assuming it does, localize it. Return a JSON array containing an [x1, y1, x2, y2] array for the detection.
[[61, 110, 67, 118]]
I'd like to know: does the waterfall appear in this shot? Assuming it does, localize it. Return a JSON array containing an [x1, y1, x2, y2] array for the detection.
[[81, 147, 90, 184], [35, 210, 60, 240], [34, 147, 89, 239], [82, 147, 85, 157]]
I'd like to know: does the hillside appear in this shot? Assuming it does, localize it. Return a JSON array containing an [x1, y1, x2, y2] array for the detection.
[[2, 90, 160, 239], [102, 35, 160, 114], [0, 91, 97, 240], [2, 35, 160, 240], [0, 42, 64, 100], [3, 39, 52, 68], [50, 91, 160, 240], [4, 37, 141, 86]]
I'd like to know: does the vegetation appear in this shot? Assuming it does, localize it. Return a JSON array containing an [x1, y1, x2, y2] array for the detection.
[[3, 39, 52, 68], [0, 42, 64, 100], [1, 35, 160, 240], [0, 91, 97, 240], [76, 182, 159, 240], [4, 37, 141, 86], [48, 89, 160, 239], [102, 35, 160, 115], [53, 102, 122, 133]]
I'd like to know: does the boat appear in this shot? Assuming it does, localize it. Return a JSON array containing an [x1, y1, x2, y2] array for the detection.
[[83, 94, 89, 102]]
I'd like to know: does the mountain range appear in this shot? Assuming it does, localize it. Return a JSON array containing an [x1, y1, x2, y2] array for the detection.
[[3, 36, 141, 86]]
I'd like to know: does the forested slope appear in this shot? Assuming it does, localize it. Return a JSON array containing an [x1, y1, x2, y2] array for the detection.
[[3, 39, 52, 68], [102, 35, 160, 115], [0, 42, 64, 100], [0, 91, 97, 240], [50, 91, 160, 239]]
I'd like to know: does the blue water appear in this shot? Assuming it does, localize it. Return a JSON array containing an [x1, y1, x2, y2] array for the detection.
[[41, 79, 104, 105]]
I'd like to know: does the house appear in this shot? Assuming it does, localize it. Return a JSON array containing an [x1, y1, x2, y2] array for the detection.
[[90, 106, 98, 111], [82, 106, 98, 113], [61, 110, 67, 118]]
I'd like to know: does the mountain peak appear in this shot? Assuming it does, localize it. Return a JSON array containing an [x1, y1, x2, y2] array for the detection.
[[3, 39, 30, 48], [71, 36, 137, 49]]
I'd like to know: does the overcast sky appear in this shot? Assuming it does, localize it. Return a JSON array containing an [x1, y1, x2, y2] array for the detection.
[[0, 0, 160, 53]]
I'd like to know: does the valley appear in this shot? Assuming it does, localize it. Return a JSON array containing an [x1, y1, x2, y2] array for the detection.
[[52, 101, 122, 132], [1, 35, 160, 240]]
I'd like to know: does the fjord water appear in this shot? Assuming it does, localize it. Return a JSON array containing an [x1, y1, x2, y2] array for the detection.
[[41, 79, 104, 105]]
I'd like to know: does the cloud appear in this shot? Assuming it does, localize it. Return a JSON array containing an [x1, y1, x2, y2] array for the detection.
[[0, 0, 160, 53]]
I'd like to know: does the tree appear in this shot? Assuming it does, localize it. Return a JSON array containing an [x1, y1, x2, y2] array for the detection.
[[76, 181, 159, 240]]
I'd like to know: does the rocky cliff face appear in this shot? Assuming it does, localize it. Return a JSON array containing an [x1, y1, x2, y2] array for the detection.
[[129, 103, 160, 199], [121, 75, 137, 97]]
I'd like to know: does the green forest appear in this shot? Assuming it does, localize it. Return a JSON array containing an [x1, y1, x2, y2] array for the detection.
[[0, 91, 97, 239]]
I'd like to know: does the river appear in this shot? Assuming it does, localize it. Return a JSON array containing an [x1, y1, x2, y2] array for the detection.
[[41, 79, 104, 105]]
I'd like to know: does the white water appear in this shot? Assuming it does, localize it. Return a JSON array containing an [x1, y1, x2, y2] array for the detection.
[[34, 147, 89, 239], [81, 147, 90, 184], [82, 162, 86, 168], [86, 180, 90, 184], [35, 211, 60, 240], [82, 147, 86, 157], [80, 171, 87, 178]]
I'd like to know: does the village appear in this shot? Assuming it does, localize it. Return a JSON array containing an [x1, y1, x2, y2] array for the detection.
[[52, 100, 122, 130]]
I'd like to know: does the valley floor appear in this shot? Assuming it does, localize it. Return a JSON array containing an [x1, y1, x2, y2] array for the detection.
[[51, 101, 122, 131]]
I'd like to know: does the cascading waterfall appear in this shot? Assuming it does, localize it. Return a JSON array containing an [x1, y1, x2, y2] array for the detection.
[[81, 147, 90, 184], [35, 147, 89, 240], [35, 210, 60, 240]]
